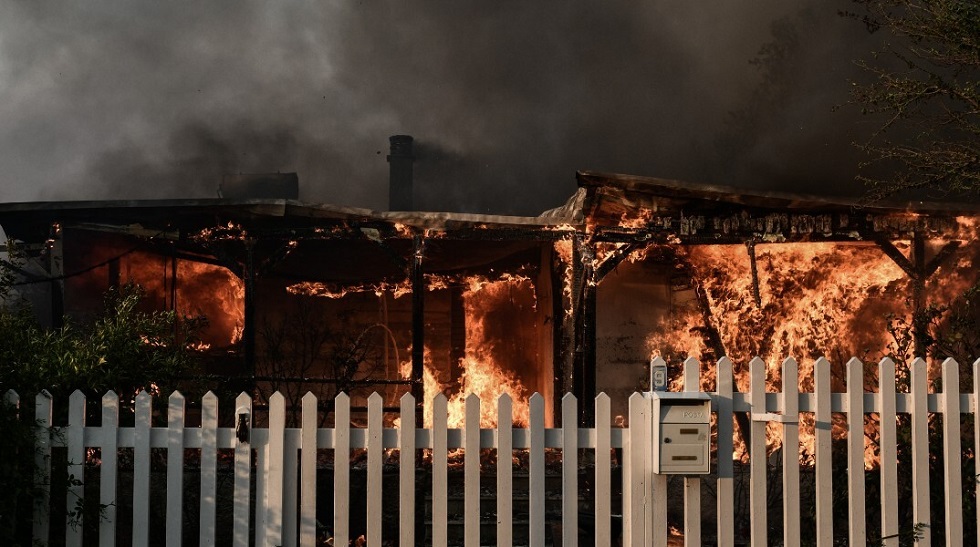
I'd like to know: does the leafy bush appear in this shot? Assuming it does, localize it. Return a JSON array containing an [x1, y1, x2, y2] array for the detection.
[[0, 283, 204, 544]]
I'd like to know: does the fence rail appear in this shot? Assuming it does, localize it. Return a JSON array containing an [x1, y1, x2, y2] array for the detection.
[[7, 355, 980, 546]]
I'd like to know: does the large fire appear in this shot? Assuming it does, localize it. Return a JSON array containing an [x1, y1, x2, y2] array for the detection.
[[643, 222, 980, 465], [400, 278, 533, 428]]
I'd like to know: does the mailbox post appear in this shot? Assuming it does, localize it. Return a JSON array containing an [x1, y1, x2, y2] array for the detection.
[[649, 391, 711, 475]]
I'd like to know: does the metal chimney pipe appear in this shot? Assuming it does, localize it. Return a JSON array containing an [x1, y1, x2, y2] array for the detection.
[[387, 135, 414, 211]]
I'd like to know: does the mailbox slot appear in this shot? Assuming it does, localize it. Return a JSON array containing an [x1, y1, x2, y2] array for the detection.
[[650, 392, 711, 475]]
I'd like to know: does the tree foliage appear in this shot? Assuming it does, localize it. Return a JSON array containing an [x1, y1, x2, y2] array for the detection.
[[0, 284, 202, 402], [846, 0, 980, 199]]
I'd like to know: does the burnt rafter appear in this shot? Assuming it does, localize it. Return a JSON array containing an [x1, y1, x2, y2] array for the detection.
[[594, 242, 642, 281], [873, 235, 918, 279], [745, 239, 762, 308], [410, 234, 426, 427], [873, 234, 962, 281], [925, 240, 961, 277]]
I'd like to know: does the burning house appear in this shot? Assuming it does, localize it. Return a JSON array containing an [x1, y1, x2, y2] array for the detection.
[[1, 160, 978, 429]]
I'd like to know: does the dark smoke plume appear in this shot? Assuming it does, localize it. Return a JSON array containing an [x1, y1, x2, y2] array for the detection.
[[0, 1, 878, 214]]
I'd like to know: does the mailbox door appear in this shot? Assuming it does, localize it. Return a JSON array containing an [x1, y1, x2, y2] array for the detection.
[[658, 423, 710, 474]]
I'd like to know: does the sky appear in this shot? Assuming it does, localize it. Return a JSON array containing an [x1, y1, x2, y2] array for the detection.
[[0, 1, 880, 215]]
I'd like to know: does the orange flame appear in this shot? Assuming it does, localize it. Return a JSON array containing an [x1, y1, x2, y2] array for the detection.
[[400, 277, 533, 428]]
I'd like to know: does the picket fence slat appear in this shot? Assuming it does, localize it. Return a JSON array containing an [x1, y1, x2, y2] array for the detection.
[[497, 393, 513, 547], [749, 357, 766, 545], [167, 391, 185, 547], [878, 359, 898, 547], [100, 391, 119, 547], [464, 394, 479, 547], [200, 391, 218, 547], [595, 392, 612, 547], [782, 358, 800, 547], [814, 357, 833, 547], [715, 357, 734, 547], [975, 358, 980, 544], [432, 393, 448, 547], [255, 426, 267, 547], [624, 392, 644, 546], [23, 356, 980, 547], [34, 390, 53, 546], [232, 392, 252, 547], [267, 392, 286, 547], [300, 392, 317, 547], [367, 392, 383, 547], [399, 393, 415, 547], [910, 358, 931, 547], [283, 397, 299, 547], [66, 390, 85, 547], [941, 358, 963, 547], [846, 358, 866, 546], [529, 393, 545, 547], [650, 358, 665, 547], [562, 393, 578, 547], [333, 392, 350, 547], [683, 357, 701, 547]]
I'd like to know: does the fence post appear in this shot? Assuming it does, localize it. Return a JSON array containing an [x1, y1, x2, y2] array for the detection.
[[649, 358, 665, 547], [34, 390, 53, 546], [748, 357, 767, 545], [66, 390, 85, 547], [100, 391, 119, 547], [878, 358, 899, 547], [682, 357, 701, 546], [715, 358, 734, 547], [909, 358, 931, 547]]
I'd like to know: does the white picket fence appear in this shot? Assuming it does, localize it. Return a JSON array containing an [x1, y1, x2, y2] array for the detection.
[[6, 355, 980, 546]]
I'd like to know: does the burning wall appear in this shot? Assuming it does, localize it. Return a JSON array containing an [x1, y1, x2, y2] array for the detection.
[[63, 229, 244, 348]]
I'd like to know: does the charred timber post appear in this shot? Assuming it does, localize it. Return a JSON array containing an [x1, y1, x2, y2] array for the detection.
[[745, 239, 761, 308], [874, 233, 961, 359], [243, 238, 256, 377], [573, 236, 598, 425], [47, 223, 65, 328], [912, 232, 927, 359], [411, 234, 426, 427]]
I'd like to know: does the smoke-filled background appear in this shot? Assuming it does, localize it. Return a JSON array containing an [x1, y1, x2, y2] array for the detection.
[[0, 1, 878, 215]]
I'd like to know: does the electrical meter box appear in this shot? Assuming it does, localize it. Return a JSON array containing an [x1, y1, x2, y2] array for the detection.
[[649, 391, 711, 475]]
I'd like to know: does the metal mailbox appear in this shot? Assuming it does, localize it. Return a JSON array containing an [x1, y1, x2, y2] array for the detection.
[[649, 391, 711, 475]]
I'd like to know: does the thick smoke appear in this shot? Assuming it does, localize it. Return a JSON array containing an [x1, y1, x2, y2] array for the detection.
[[0, 1, 878, 214]]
